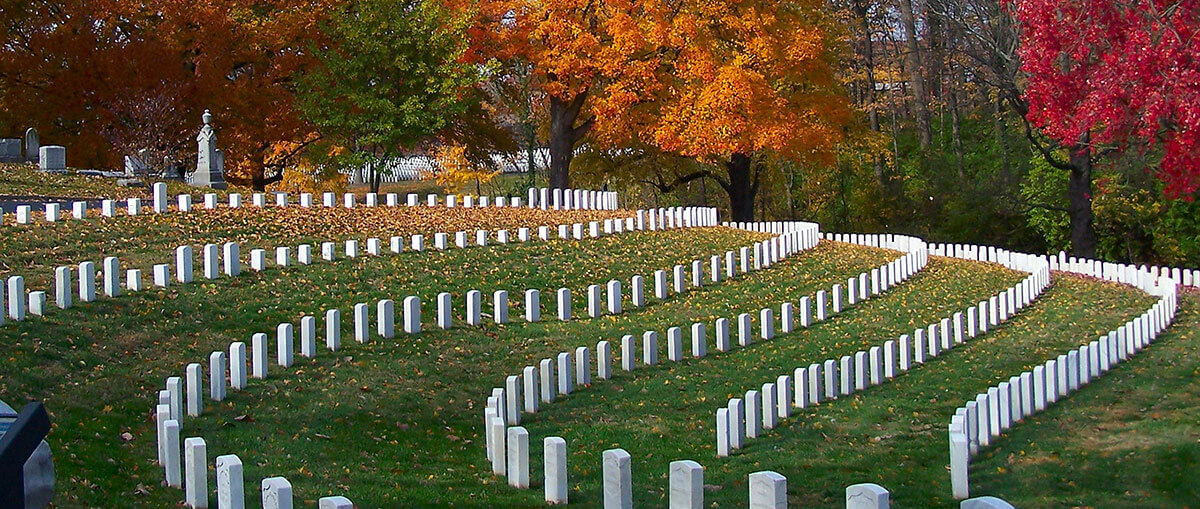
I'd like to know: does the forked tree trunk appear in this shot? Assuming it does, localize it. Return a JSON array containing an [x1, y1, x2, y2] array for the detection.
[[548, 93, 589, 189]]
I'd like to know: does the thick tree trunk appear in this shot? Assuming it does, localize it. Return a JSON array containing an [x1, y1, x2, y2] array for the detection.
[[726, 153, 755, 222], [549, 94, 589, 189], [1067, 134, 1097, 258], [898, 0, 931, 149]]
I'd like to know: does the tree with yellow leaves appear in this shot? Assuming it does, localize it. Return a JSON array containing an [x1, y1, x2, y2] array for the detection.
[[462, 0, 850, 221], [606, 0, 852, 222], [456, 0, 668, 189], [428, 144, 501, 195]]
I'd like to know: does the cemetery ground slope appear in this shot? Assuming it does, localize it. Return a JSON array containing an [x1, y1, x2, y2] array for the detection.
[[526, 272, 1162, 507], [520, 255, 1026, 506], [971, 291, 1200, 508], [0, 226, 771, 506], [0, 163, 243, 201], [154, 241, 898, 507], [0, 205, 630, 289]]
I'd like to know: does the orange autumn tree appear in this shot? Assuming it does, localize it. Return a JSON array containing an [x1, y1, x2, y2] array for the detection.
[[457, 0, 667, 189], [144, 0, 338, 190], [0, 0, 334, 187], [0, 0, 192, 167], [596, 0, 852, 221]]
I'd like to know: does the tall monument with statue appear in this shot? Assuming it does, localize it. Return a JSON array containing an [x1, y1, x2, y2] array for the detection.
[[189, 109, 228, 189]]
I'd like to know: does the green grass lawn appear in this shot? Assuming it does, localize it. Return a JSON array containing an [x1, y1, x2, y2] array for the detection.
[[0, 162, 248, 199], [0, 226, 789, 506], [0, 204, 629, 289], [515, 256, 1027, 507], [157, 240, 899, 507], [1, 207, 1192, 508], [970, 291, 1200, 508]]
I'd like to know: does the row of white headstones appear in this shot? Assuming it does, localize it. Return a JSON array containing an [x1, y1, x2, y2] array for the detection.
[[148, 206, 737, 508], [0, 195, 714, 326], [481, 223, 958, 507], [718, 237, 1050, 454], [946, 250, 1181, 500], [1, 184, 618, 226], [479, 231, 1197, 508]]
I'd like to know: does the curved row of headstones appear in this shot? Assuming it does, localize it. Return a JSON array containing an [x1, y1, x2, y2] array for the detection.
[[0, 183, 620, 226], [484, 222, 820, 502], [481, 230, 1023, 508], [0, 200, 711, 327], [147, 208, 734, 508], [718, 237, 1050, 453], [476, 225, 947, 505], [480, 223, 823, 468], [946, 252, 1181, 500], [482, 437, 1013, 508]]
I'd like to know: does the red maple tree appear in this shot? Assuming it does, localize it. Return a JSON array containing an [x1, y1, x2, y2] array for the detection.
[[1012, 0, 1200, 199]]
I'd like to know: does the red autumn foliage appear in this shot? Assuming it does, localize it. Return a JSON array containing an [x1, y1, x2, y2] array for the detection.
[[1011, 0, 1200, 199]]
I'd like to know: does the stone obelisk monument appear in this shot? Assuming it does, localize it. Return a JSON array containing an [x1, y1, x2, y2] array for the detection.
[[190, 109, 228, 189]]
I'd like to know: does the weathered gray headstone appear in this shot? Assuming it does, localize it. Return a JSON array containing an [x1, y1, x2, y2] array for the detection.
[[190, 110, 228, 189], [39, 146, 65, 171], [24, 127, 38, 163]]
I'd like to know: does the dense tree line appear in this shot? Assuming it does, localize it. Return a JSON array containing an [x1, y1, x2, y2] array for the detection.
[[1, 0, 1196, 263]]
